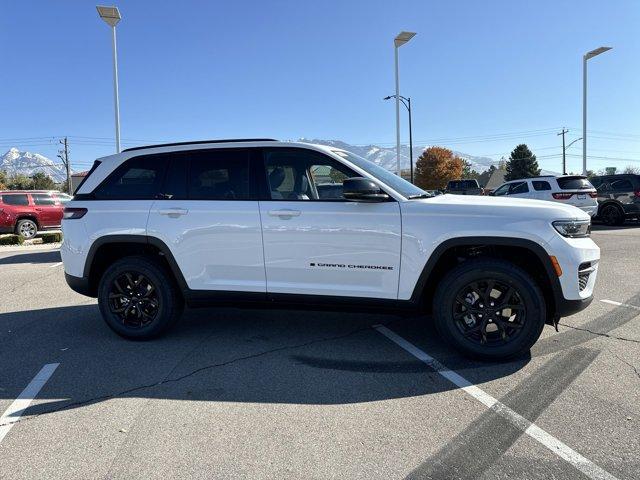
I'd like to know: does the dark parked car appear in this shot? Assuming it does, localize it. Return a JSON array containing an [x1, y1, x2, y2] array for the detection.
[[590, 174, 640, 225], [446, 179, 484, 195], [0, 190, 66, 239]]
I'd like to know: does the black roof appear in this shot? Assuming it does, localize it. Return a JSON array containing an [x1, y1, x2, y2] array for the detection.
[[122, 138, 277, 153]]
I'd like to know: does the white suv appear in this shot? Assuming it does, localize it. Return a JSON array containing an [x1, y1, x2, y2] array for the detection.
[[61, 139, 599, 359], [492, 175, 598, 216]]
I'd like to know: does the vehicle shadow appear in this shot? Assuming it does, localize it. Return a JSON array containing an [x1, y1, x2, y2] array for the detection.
[[0, 250, 61, 265], [0, 303, 530, 417]]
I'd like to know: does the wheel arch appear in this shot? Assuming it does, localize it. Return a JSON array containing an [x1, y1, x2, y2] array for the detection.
[[83, 235, 188, 296], [410, 236, 562, 324], [15, 215, 39, 228]]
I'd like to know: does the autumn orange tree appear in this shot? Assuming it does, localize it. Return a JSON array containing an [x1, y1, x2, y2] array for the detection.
[[414, 146, 463, 190]]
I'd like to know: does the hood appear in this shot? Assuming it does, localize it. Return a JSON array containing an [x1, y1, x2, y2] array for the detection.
[[413, 194, 590, 221]]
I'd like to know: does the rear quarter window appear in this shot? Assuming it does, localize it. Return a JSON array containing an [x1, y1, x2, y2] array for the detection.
[[94, 155, 168, 200]]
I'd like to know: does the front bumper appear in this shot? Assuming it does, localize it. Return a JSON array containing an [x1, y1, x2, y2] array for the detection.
[[554, 295, 593, 318]]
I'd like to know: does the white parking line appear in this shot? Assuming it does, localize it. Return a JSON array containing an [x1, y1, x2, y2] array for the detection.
[[601, 299, 640, 311], [0, 363, 59, 444], [49, 262, 63, 268], [374, 325, 618, 480]]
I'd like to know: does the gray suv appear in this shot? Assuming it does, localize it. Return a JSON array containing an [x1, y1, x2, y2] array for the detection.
[[591, 174, 640, 225]]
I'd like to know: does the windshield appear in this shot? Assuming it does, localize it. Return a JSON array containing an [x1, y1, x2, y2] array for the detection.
[[331, 149, 427, 198]]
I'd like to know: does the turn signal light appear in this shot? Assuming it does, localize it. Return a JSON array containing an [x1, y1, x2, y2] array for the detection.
[[549, 256, 563, 277], [63, 207, 87, 219], [589, 192, 598, 198]]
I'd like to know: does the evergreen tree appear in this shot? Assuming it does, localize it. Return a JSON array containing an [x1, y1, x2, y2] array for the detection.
[[504, 144, 540, 181], [31, 171, 56, 190]]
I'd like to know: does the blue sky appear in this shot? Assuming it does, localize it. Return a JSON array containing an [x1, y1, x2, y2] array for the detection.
[[1, 0, 638, 173]]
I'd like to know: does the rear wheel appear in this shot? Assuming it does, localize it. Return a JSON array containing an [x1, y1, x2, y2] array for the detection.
[[15, 219, 38, 239], [600, 204, 624, 226], [98, 256, 183, 339], [433, 259, 546, 360]]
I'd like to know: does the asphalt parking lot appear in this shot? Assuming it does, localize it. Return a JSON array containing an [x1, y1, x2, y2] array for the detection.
[[0, 224, 638, 480]]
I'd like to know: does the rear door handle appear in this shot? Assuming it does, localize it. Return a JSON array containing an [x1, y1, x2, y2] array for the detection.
[[158, 208, 188, 217], [268, 209, 301, 218]]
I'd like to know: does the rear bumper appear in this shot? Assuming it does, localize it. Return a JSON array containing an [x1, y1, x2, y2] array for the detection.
[[64, 273, 93, 297]]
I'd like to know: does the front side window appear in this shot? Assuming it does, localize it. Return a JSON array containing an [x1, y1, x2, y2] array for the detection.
[[189, 150, 250, 200], [1, 194, 29, 206], [264, 149, 357, 201], [32, 193, 57, 205], [94, 155, 168, 200], [492, 184, 510, 196], [509, 182, 529, 194]]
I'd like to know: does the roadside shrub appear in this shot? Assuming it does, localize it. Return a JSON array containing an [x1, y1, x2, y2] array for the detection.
[[0, 235, 24, 246], [41, 232, 63, 244]]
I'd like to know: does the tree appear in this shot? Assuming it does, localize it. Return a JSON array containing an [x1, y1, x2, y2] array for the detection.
[[0, 170, 7, 190], [623, 165, 640, 175], [504, 144, 540, 181], [415, 146, 463, 190], [31, 172, 56, 190], [7, 174, 34, 190]]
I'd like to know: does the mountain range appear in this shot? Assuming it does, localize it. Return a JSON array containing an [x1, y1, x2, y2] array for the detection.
[[1, 148, 68, 183], [1, 141, 557, 182]]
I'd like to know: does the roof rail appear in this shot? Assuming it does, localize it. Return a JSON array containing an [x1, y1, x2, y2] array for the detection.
[[122, 138, 278, 153]]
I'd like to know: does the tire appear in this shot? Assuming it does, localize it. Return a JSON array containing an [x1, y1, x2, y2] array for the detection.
[[97, 255, 184, 339], [599, 204, 624, 226], [15, 219, 38, 239], [433, 258, 546, 360]]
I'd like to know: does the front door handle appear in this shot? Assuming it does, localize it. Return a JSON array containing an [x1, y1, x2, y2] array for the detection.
[[158, 208, 188, 218], [268, 209, 301, 218]]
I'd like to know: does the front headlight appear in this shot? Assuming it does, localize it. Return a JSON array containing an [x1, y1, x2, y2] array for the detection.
[[552, 220, 591, 238]]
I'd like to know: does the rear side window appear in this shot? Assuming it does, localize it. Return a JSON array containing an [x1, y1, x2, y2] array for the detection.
[[532, 181, 551, 191], [1, 194, 29, 206], [94, 155, 168, 200], [610, 179, 633, 191], [557, 176, 592, 190], [188, 150, 250, 200], [32, 193, 56, 205]]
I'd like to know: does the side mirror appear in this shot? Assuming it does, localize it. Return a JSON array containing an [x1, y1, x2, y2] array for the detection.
[[343, 177, 389, 202]]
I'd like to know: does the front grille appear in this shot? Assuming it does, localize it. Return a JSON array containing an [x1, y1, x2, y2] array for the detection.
[[578, 262, 594, 291]]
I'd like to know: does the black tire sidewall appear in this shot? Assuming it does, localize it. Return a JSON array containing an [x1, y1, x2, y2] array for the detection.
[[16, 219, 37, 239], [601, 205, 623, 226], [98, 256, 182, 339], [433, 259, 546, 360]]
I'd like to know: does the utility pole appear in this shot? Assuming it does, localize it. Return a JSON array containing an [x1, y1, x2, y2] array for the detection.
[[558, 128, 568, 175], [57, 137, 71, 193]]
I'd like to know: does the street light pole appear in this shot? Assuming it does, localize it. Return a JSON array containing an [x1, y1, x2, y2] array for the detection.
[[385, 95, 414, 183], [582, 46, 611, 175], [97, 6, 122, 153], [393, 32, 416, 177]]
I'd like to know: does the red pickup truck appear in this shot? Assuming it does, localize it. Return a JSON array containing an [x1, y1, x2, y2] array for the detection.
[[0, 190, 71, 239]]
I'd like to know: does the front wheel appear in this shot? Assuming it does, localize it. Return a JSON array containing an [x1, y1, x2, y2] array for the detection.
[[433, 259, 546, 360], [98, 256, 184, 339]]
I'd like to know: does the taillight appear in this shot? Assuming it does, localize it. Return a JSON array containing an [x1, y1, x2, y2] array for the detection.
[[552, 192, 573, 200], [589, 192, 598, 198], [63, 207, 87, 219], [634, 189, 640, 198]]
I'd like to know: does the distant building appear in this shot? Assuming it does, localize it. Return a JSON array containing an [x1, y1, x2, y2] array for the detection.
[[485, 167, 507, 192], [71, 171, 88, 193]]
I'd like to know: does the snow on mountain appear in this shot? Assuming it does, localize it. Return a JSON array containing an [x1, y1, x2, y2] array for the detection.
[[0, 148, 67, 183], [300, 139, 498, 173], [301, 139, 559, 176]]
